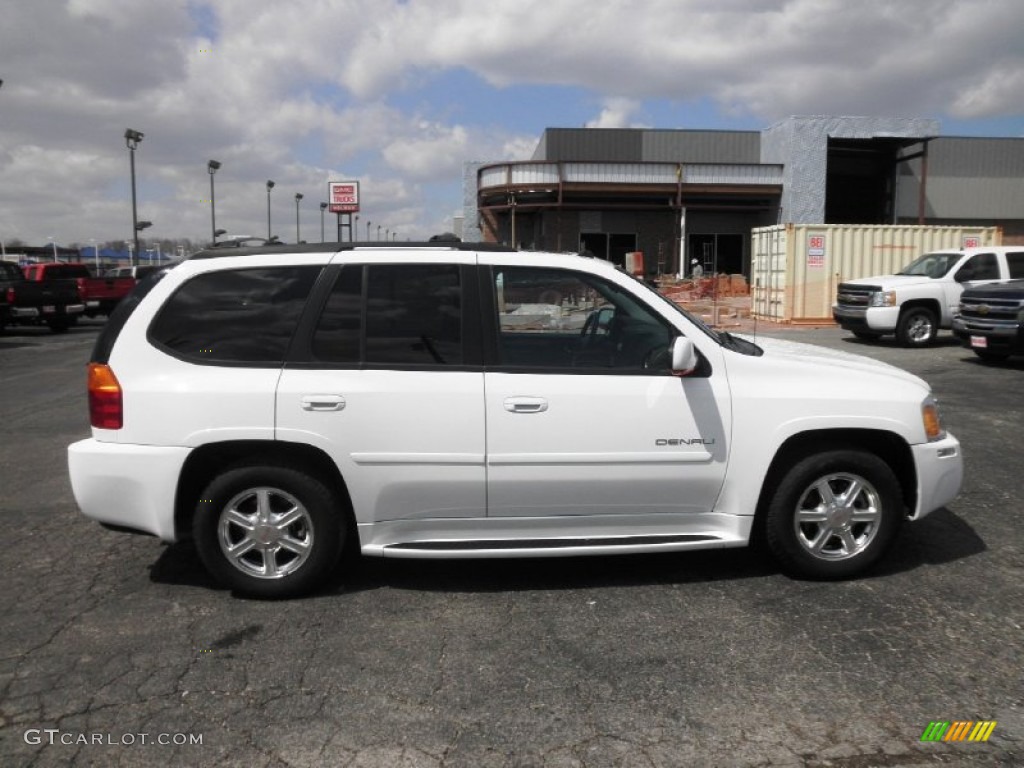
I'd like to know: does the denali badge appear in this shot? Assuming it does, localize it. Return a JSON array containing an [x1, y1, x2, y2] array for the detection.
[[656, 438, 716, 446]]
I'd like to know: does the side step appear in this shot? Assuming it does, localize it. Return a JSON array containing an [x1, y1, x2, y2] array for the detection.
[[384, 533, 720, 552]]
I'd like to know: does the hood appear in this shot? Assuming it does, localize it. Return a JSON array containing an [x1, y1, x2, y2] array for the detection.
[[843, 274, 936, 289], [736, 335, 929, 389]]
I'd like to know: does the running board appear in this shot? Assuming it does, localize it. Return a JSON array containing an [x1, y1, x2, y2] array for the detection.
[[384, 533, 720, 552]]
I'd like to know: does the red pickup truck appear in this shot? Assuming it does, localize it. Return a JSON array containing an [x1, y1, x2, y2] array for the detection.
[[21, 263, 136, 317]]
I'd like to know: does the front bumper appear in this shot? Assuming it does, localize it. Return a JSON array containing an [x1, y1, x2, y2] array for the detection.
[[68, 439, 190, 541], [832, 305, 900, 332], [952, 317, 1024, 354], [910, 432, 963, 520]]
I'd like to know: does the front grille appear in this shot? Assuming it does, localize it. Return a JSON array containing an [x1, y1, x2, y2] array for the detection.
[[959, 296, 1022, 323], [836, 283, 881, 308]]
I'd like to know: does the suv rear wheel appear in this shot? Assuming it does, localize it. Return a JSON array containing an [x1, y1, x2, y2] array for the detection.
[[193, 463, 344, 598], [765, 450, 903, 579]]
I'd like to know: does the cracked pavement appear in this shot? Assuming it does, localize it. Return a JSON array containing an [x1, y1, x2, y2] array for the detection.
[[1, 320, 1021, 766]]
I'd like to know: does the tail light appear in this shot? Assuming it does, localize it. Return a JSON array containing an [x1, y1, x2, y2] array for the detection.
[[5, 287, 14, 304], [88, 363, 122, 429]]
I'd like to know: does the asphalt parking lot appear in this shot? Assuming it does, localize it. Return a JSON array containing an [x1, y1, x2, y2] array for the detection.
[[1, 319, 1021, 767]]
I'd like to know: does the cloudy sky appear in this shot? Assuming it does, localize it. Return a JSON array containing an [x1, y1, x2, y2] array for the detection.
[[1, 0, 1023, 252]]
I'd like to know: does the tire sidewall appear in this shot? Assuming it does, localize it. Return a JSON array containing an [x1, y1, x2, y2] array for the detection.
[[193, 464, 344, 598], [765, 450, 903, 579]]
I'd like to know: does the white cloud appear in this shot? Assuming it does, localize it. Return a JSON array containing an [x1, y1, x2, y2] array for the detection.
[[0, 0, 1021, 246]]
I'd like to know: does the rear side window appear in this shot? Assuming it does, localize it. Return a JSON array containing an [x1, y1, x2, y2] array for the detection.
[[1007, 251, 1024, 279], [311, 264, 463, 365], [149, 266, 320, 364]]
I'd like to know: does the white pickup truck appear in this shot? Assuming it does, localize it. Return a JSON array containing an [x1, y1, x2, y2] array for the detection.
[[833, 246, 1024, 346]]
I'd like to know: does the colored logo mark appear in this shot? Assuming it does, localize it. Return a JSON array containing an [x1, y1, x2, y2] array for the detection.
[[921, 721, 997, 742]]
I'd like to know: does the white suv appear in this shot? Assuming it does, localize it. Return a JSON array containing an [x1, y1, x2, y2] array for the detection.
[[68, 243, 963, 597]]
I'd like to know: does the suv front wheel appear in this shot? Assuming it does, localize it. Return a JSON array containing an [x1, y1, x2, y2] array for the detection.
[[193, 463, 344, 598], [765, 450, 903, 579]]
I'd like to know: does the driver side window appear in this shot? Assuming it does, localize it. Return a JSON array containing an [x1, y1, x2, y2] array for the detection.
[[492, 266, 674, 372]]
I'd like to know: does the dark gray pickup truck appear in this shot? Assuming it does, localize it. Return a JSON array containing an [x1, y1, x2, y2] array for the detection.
[[953, 279, 1024, 362], [0, 261, 85, 333]]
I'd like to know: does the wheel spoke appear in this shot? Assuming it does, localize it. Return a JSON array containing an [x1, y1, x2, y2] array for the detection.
[[837, 478, 864, 509], [813, 479, 837, 506], [256, 489, 273, 523], [851, 507, 879, 523], [225, 536, 257, 559], [797, 504, 828, 524], [839, 529, 859, 555], [274, 505, 304, 530], [225, 508, 255, 530], [278, 535, 312, 556], [811, 524, 836, 554]]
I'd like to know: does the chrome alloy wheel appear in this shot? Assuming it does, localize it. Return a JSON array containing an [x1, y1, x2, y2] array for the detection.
[[217, 487, 314, 579], [792, 472, 882, 561], [906, 315, 934, 343]]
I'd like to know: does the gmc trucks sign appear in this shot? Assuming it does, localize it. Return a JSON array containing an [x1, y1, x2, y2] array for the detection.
[[328, 181, 360, 213]]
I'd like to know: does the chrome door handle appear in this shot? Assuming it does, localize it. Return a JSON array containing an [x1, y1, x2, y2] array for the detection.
[[301, 395, 346, 411], [503, 397, 548, 414]]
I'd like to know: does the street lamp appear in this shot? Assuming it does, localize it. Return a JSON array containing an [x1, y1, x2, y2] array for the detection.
[[354, 214, 360, 243], [366, 220, 371, 241], [207, 160, 221, 243], [124, 128, 144, 259], [377, 225, 381, 241], [295, 193, 303, 243], [266, 180, 275, 240], [320, 202, 327, 243]]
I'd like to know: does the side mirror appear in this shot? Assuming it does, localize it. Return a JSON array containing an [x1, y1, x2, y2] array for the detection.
[[670, 336, 699, 376]]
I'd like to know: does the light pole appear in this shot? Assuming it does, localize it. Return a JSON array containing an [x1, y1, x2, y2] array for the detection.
[[366, 220, 371, 240], [48, 236, 58, 262], [124, 128, 144, 259], [377, 225, 381, 241], [90, 238, 98, 271], [266, 180, 275, 240], [295, 193, 303, 242], [354, 214, 359, 243], [320, 202, 327, 242], [207, 160, 221, 243], [134, 221, 152, 266]]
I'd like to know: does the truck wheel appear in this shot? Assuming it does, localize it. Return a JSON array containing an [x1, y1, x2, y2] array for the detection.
[[895, 307, 937, 346], [193, 463, 345, 598], [765, 450, 903, 579], [973, 349, 1010, 363]]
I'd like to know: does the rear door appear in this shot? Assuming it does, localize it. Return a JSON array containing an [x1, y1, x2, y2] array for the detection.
[[275, 252, 487, 524]]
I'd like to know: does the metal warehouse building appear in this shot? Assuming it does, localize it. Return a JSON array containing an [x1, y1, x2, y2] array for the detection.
[[463, 116, 1024, 277]]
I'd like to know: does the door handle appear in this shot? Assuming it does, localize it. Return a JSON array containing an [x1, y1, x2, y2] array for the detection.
[[503, 397, 548, 414], [301, 395, 346, 412]]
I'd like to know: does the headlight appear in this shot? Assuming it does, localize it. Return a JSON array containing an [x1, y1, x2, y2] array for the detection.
[[922, 396, 945, 442], [869, 290, 897, 307]]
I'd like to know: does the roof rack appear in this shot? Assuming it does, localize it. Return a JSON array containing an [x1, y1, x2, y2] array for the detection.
[[188, 241, 517, 260]]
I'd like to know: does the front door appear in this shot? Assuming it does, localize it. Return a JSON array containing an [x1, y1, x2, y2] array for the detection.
[[481, 262, 730, 519]]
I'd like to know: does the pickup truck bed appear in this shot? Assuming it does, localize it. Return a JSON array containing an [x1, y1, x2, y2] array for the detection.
[[0, 262, 85, 332], [21, 263, 135, 317]]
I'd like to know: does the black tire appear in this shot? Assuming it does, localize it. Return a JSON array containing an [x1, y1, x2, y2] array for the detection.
[[895, 307, 937, 347], [193, 463, 345, 598], [765, 450, 903, 579], [973, 348, 1010, 363], [852, 331, 882, 341]]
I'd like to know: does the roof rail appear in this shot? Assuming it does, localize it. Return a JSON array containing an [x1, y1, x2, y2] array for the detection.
[[188, 241, 517, 260]]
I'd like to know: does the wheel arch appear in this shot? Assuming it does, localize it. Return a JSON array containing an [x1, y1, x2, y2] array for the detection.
[[174, 440, 355, 543], [899, 298, 941, 319], [752, 429, 916, 542]]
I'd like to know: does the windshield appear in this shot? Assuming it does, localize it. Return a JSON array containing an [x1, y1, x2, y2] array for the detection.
[[896, 252, 962, 279]]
